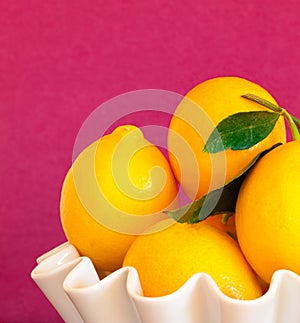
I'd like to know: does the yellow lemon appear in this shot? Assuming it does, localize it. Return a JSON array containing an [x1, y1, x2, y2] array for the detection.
[[236, 140, 300, 282], [123, 222, 262, 299], [168, 76, 286, 199], [60, 125, 178, 273]]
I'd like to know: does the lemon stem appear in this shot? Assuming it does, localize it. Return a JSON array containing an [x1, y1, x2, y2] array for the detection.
[[221, 213, 232, 225], [282, 109, 300, 141], [290, 114, 300, 128], [242, 93, 300, 141]]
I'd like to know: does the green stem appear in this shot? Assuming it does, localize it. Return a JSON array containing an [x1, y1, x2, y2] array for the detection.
[[242, 93, 300, 141], [282, 109, 300, 140], [242, 94, 282, 113], [291, 115, 300, 128]]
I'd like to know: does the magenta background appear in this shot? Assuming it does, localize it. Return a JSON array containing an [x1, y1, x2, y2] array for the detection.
[[1, 1, 300, 322]]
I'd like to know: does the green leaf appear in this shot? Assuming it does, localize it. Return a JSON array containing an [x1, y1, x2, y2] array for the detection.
[[203, 111, 280, 153], [242, 93, 300, 142], [165, 143, 281, 224], [166, 174, 244, 224]]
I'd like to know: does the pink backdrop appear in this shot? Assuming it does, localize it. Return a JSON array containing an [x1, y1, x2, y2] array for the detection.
[[1, 1, 300, 321]]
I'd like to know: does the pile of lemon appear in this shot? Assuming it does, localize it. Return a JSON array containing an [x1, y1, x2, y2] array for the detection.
[[60, 77, 300, 300]]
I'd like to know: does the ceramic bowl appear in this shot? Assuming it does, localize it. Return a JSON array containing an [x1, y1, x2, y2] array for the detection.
[[31, 242, 300, 323]]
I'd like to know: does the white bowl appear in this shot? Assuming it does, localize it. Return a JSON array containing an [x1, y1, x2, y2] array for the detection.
[[31, 242, 300, 323]]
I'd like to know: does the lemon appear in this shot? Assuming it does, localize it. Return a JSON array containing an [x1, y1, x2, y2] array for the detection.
[[60, 125, 178, 273], [236, 140, 300, 282], [168, 76, 286, 199], [123, 222, 262, 299]]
